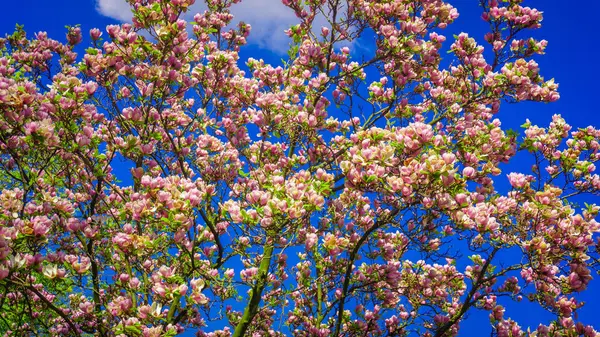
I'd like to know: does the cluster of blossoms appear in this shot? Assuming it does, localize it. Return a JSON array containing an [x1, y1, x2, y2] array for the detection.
[[0, 0, 598, 336]]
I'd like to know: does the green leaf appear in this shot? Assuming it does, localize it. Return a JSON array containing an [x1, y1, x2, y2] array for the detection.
[[124, 325, 142, 336]]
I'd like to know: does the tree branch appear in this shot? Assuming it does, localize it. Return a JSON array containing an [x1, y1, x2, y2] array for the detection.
[[332, 208, 400, 336], [433, 247, 499, 337], [232, 241, 275, 337]]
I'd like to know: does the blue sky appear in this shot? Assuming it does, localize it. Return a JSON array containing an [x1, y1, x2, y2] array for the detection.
[[1, 0, 599, 335]]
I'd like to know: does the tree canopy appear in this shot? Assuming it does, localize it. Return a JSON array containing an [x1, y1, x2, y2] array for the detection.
[[0, 0, 599, 336]]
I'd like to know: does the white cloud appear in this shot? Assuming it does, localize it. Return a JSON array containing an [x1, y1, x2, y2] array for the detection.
[[96, 0, 135, 22], [228, 0, 299, 53], [95, 0, 311, 53]]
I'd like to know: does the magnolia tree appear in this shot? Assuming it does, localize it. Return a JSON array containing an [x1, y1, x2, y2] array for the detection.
[[0, 0, 599, 336]]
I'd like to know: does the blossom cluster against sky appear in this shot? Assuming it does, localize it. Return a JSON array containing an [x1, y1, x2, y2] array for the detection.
[[0, 0, 599, 335], [96, 0, 305, 53], [1, 0, 597, 129]]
